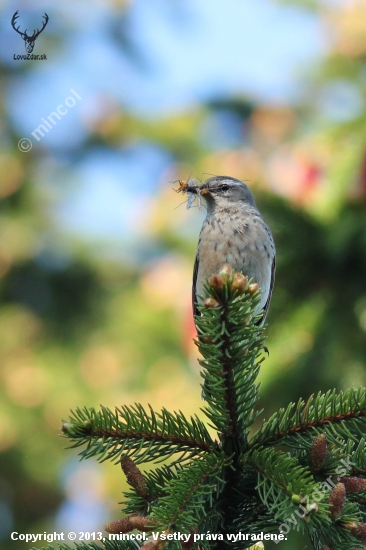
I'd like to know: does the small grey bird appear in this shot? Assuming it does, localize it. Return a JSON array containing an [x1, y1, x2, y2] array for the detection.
[[187, 175, 276, 324]]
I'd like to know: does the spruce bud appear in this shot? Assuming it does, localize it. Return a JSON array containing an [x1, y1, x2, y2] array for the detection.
[[204, 297, 220, 308], [339, 476, 366, 493], [291, 494, 302, 505], [345, 521, 366, 539], [181, 534, 194, 549], [121, 456, 148, 498], [209, 274, 225, 291], [310, 434, 327, 471], [200, 335, 213, 344], [248, 282, 259, 294], [105, 517, 134, 534], [231, 273, 248, 293], [306, 502, 318, 514], [61, 422, 75, 435], [141, 541, 160, 550], [105, 515, 153, 534], [219, 264, 233, 278], [328, 483, 346, 520]]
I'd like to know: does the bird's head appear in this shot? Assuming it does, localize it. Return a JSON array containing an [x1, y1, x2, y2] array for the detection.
[[186, 175, 256, 212]]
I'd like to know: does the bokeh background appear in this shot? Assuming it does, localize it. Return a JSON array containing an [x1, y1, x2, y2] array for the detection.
[[1, 0, 366, 549]]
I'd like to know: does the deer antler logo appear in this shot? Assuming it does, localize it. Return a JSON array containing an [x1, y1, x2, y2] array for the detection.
[[11, 11, 49, 54]]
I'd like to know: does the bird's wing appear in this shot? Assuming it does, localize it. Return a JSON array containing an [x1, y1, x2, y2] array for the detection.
[[257, 255, 276, 326], [192, 253, 200, 319]]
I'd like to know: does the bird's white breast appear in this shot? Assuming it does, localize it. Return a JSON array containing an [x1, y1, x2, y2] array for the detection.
[[196, 206, 275, 314]]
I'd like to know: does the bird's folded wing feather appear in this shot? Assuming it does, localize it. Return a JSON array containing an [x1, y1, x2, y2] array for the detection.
[[192, 254, 200, 319], [258, 255, 276, 326]]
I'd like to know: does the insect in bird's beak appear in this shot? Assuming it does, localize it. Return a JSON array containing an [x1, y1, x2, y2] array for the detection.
[[185, 181, 206, 210], [173, 179, 189, 193], [174, 178, 203, 210], [186, 183, 210, 195]]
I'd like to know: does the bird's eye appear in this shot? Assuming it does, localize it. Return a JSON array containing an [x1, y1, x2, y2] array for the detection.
[[221, 184, 229, 191]]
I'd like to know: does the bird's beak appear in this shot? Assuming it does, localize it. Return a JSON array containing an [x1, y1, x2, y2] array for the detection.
[[185, 184, 198, 194], [186, 184, 210, 196]]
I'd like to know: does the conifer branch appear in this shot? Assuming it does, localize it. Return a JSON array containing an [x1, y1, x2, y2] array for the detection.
[[245, 448, 331, 530], [250, 388, 366, 449], [62, 404, 216, 464], [349, 438, 366, 475], [195, 266, 265, 449], [150, 453, 227, 531], [122, 464, 181, 515]]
